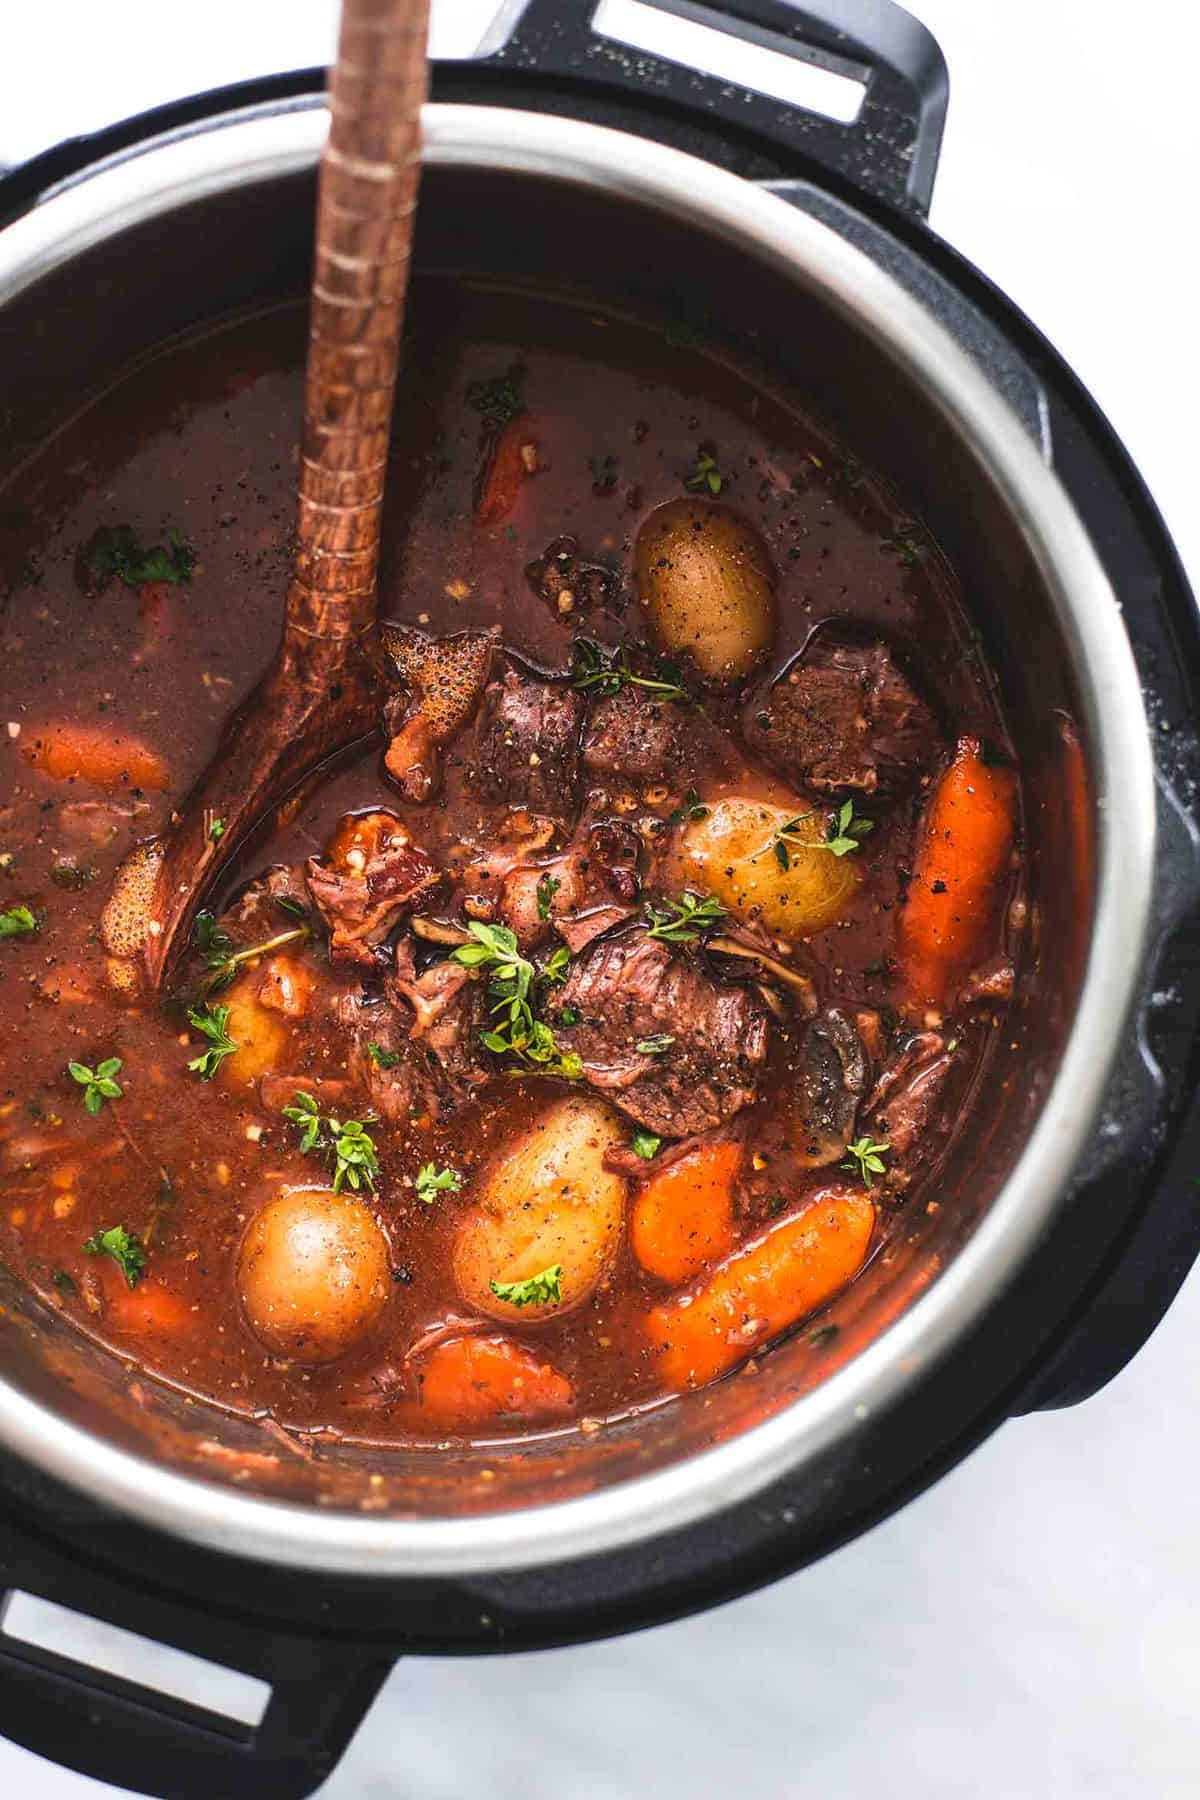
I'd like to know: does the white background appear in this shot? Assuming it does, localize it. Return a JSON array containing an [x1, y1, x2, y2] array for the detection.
[[2, 3, 1200, 1795]]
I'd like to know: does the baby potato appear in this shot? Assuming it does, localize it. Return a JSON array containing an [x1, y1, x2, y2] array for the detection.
[[216, 975, 291, 1088], [675, 796, 859, 937], [636, 498, 774, 683], [238, 1185, 391, 1363], [454, 1095, 627, 1323]]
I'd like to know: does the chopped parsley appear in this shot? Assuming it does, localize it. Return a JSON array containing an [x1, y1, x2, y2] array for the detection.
[[281, 1093, 380, 1193], [685, 447, 723, 495], [571, 639, 689, 704], [51, 1268, 78, 1296], [186, 1003, 239, 1080], [452, 922, 581, 1080], [82, 1224, 146, 1290], [81, 523, 195, 590], [0, 904, 39, 938], [366, 1041, 402, 1070], [536, 873, 561, 921], [635, 1035, 674, 1056], [490, 1263, 563, 1309], [68, 1057, 123, 1115], [842, 1136, 890, 1188], [415, 1162, 463, 1204], [208, 816, 227, 843], [631, 1128, 662, 1159], [644, 892, 726, 944]]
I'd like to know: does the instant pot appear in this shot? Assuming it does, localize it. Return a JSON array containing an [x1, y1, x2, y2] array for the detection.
[[2, 3, 1199, 1795]]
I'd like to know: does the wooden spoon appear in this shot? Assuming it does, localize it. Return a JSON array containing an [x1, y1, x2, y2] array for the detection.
[[105, 0, 431, 989]]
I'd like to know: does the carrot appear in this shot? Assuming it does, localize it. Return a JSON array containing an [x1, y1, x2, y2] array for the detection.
[[22, 722, 170, 792], [474, 413, 543, 526], [105, 1278, 192, 1337], [896, 735, 1016, 1010], [631, 1139, 740, 1285], [419, 1334, 574, 1426], [646, 1185, 875, 1390]]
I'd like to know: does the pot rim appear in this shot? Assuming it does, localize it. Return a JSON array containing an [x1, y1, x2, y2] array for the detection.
[[0, 101, 1156, 1577]]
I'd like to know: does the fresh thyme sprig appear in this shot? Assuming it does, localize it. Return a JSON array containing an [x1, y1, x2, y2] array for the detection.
[[842, 1136, 890, 1187], [192, 909, 309, 997], [571, 639, 689, 704], [451, 922, 581, 1079], [644, 892, 726, 944], [772, 799, 873, 869], [186, 1003, 239, 1081], [68, 1057, 123, 1116], [415, 1162, 463, 1204], [281, 1093, 381, 1194]]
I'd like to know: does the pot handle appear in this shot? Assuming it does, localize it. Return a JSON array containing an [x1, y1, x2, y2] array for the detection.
[[0, 1502, 390, 1800], [1014, 770, 1200, 1411], [475, 0, 949, 215]]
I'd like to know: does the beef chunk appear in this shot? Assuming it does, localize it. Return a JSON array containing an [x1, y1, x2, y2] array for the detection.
[[498, 818, 641, 952], [306, 812, 441, 966], [604, 1126, 737, 1184], [958, 955, 1016, 1008], [863, 1030, 956, 1188], [554, 903, 637, 955], [745, 640, 938, 795], [792, 1008, 866, 1167], [582, 682, 687, 788], [526, 535, 614, 620], [469, 670, 584, 825], [547, 928, 770, 1137], [229, 863, 309, 934]]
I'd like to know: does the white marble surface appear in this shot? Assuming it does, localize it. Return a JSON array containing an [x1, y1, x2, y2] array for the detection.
[[2, 3, 1199, 1795]]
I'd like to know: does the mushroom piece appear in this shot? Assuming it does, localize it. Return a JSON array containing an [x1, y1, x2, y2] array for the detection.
[[706, 935, 817, 1014]]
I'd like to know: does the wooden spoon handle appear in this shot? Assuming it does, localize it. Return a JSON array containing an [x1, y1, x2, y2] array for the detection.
[[288, 0, 431, 643]]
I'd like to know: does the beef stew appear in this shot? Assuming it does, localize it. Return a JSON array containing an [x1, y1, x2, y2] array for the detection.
[[0, 283, 1022, 1444]]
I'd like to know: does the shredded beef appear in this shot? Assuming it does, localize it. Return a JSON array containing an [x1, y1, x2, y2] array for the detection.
[[306, 813, 441, 966], [469, 669, 584, 825], [864, 1029, 956, 1187], [745, 639, 938, 795], [334, 947, 487, 1124], [547, 928, 770, 1137], [385, 952, 489, 1106]]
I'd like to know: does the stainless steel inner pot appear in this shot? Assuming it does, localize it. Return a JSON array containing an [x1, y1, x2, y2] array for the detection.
[[0, 103, 1155, 1577]]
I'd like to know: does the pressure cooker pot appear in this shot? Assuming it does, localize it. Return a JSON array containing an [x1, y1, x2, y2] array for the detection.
[[0, 5, 1197, 1797]]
